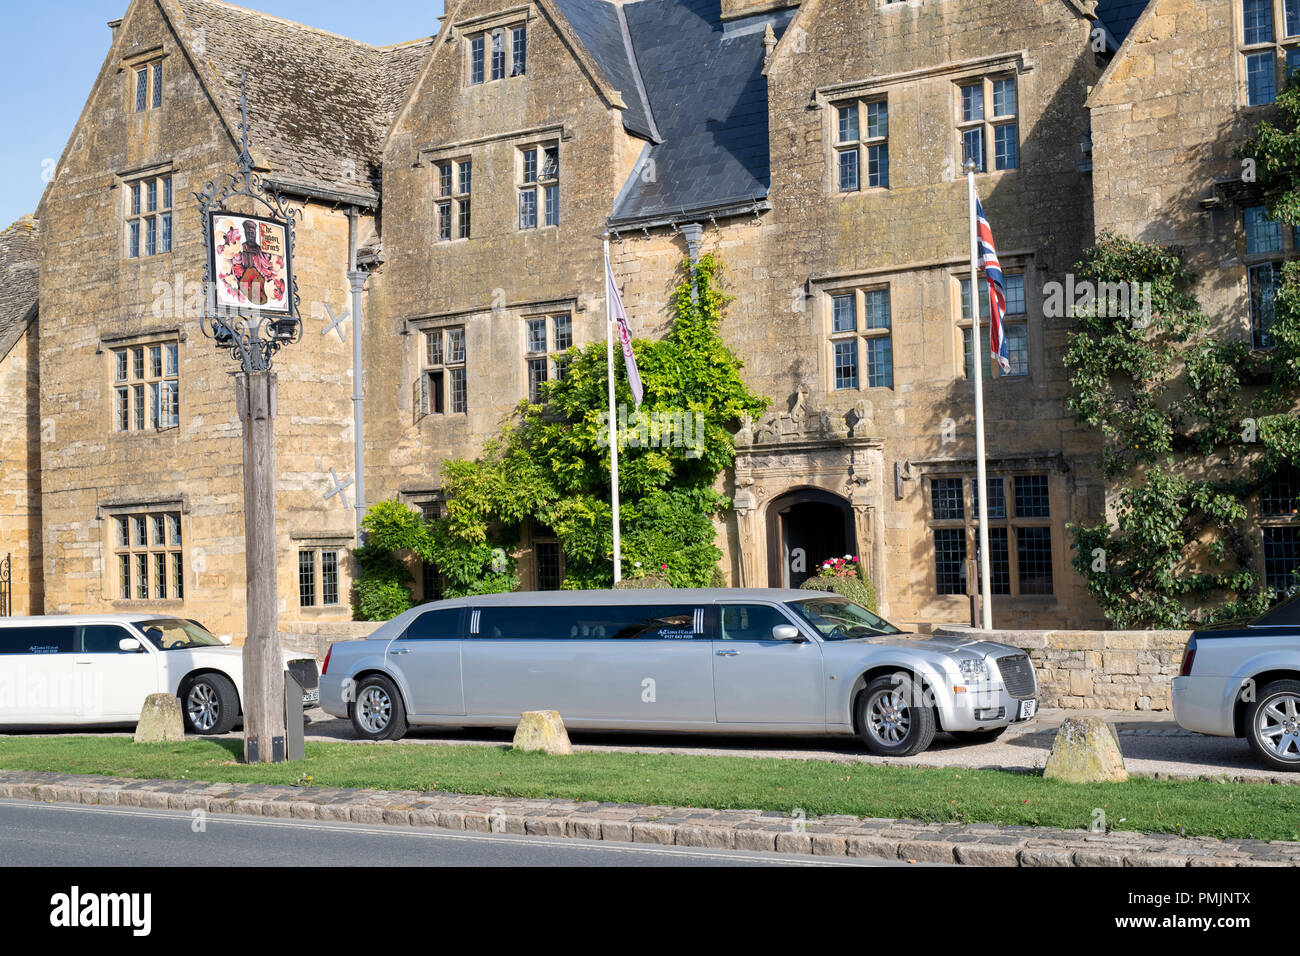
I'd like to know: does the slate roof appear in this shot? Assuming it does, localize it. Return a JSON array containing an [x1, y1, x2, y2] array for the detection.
[[552, 0, 658, 141], [0, 217, 39, 363], [610, 0, 793, 225], [165, 0, 433, 202], [1095, 0, 1151, 45]]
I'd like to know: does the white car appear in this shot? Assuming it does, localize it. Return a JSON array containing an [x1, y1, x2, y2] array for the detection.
[[0, 614, 319, 735]]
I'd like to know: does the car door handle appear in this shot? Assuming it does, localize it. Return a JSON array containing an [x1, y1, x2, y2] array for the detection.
[[715, 649, 740, 657]]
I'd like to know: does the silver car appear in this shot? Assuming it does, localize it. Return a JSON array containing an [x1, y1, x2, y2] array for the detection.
[[1172, 594, 1300, 771], [320, 589, 1038, 757]]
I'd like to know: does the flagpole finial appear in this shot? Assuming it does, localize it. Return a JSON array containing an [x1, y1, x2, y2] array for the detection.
[[963, 158, 977, 174]]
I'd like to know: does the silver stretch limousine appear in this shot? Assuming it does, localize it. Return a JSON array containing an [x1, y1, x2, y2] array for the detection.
[[319, 589, 1039, 756]]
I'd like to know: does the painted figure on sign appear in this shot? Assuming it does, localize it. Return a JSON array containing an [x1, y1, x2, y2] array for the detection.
[[233, 219, 272, 305]]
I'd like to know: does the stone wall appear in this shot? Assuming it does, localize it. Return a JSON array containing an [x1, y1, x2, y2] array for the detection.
[[280, 620, 381, 660], [935, 626, 1191, 710]]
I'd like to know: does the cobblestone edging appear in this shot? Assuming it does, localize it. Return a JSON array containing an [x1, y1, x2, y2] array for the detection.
[[2, 770, 1297, 866]]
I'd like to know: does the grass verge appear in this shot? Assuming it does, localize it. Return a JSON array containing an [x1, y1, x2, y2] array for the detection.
[[0, 736, 1295, 841]]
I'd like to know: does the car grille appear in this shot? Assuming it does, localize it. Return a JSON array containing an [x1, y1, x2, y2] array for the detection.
[[288, 658, 319, 692], [995, 654, 1036, 699]]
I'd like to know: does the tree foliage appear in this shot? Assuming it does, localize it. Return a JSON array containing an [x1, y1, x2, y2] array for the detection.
[[353, 254, 768, 617]]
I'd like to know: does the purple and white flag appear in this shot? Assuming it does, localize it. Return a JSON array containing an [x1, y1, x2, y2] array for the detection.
[[606, 260, 644, 407]]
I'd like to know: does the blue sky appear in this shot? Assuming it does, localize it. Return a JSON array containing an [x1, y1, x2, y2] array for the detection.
[[0, 0, 444, 227]]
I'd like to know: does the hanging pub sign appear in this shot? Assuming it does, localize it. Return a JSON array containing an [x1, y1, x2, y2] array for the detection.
[[207, 211, 294, 315]]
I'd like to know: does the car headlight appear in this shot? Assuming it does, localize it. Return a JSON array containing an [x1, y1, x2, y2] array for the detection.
[[958, 659, 989, 682]]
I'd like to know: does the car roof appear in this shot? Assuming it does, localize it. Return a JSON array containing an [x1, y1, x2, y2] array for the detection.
[[421, 588, 829, 609], [0, 613, 174, 626]]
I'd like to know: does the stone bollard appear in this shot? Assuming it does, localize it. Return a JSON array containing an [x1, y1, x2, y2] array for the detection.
[[134, 693, 186, 744], [1043, 716, 1128, 782], [512, 710, 573, 755]]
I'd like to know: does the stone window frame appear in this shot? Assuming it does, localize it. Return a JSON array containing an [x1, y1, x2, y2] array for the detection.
[[1237, 0, 1300, 107], [923, 468, 1058, 599], [824, 283, 894, 391], [1259, 467, 1300, 594], [532, 521, 566, 591], [1240, 202, 1299, 350], [125, 49, 167, 114], [416, 325, 468, 419], [523, 312, 575, 403], [298, 546, 343, 608], [517, 141, 560, 230], [954, 73, 1019, 173], [103, 502, 186, 606], [109, 337, 180, 435], [953, 264, 1031, 381], [832, 95, 890, 193], [434, 156, 472, 242], [465, 19, 527, 86], [123, 167, 174, 260]]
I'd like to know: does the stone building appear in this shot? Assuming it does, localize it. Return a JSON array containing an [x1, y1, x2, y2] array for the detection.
[[0, 217, 42, 616], [1089, 0, 1300, 598], [4, 0, 1293, 637]]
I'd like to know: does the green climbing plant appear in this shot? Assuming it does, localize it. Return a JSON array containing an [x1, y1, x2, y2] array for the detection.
[[352, 254, 768, 618]]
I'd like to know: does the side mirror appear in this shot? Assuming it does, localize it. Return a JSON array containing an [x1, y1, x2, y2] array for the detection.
[[118, 637, 143, 653], [772, 624, 805, 642], [219, 634, 234, 646]]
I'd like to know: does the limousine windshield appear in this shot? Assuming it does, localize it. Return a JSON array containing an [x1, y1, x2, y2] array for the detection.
[[137, 619, 223, 651], [786, 596, 901, 640]]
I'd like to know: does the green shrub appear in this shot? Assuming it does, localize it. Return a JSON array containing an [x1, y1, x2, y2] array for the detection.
[[800, 574, 879, 612], [352, 546, 414, 621]]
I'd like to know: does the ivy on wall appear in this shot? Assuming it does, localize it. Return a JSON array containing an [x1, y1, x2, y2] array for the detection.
[[1065, 228, 1300, 626], [353, 254, 769, 619]]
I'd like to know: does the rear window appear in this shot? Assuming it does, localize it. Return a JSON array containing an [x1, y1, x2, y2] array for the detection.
[[0, 626, 77, 655], [477, 605, 701, 640], [1257, 593, 1300, 627]]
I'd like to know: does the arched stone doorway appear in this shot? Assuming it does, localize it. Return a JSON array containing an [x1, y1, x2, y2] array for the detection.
[[765, 488, 855, 588]]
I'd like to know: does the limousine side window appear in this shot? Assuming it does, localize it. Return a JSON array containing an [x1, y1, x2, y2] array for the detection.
[[404, 608, 463, 640], [719, 604, 795, 641], [0, 627, 77, 655], [80, 625, 140, 654], [476, 605, 701, 640]]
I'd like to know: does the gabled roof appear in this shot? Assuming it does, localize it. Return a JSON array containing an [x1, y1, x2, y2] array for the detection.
[[1094, 0, 1151, 46], [0, 217, 39, 363], [553, 0, 659, 141], [164, 0, 433, 202], [611, 0, 793, 225]]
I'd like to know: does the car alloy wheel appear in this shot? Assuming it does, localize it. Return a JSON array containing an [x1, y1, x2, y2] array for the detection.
[[1256, 692, 1300, 763], [866, 687, 911, 745], [357, 685, 392, 734], [187, 681, 220, 732]]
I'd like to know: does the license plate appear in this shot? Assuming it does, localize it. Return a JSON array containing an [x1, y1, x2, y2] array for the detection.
[[302, 689, 319, 706], [1017, 698, 1037, 721]]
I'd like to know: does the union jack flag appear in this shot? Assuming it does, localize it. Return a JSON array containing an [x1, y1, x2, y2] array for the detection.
[[975, 198, 1011, 374]]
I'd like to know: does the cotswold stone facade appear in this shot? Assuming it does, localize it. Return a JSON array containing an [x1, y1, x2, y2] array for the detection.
[[3, 0, 1291, 636]]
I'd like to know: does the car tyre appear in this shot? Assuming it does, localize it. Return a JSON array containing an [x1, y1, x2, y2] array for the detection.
[[951, 727, 1006, 744], [350, 674, 408, 741], [1245, 679, 1300, 772], [856, 673, 937, 757], [179, 673, 239, 735]]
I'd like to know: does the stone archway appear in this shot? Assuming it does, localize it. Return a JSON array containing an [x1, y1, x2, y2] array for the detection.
[[765, 488, 854, 588]]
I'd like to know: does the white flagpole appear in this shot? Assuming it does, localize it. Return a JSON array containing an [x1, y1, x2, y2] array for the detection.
[[604, 233, 623, 583], [966, 162, 993, 630]]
